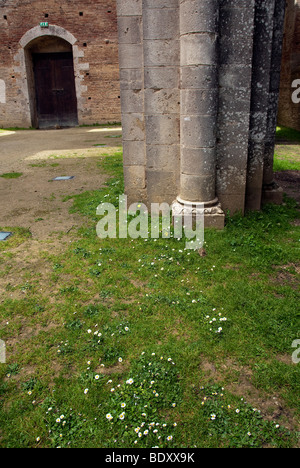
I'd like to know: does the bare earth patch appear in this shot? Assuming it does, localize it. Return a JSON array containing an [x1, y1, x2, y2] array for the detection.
[[275, 170, 300, 204], [0, 127, 122, 239], [199, 357, 299, 436]]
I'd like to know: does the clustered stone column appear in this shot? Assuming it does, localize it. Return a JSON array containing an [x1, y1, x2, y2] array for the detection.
[[116, 0, 286, 227]]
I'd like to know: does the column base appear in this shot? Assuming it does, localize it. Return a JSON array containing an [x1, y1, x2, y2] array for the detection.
[[172, 197, 225, 230], [261, 181, 283, 206]]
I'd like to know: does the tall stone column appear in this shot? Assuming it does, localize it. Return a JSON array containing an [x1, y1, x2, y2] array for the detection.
[[116, 0, 146, 205], [245, 0, 276, 211], [216, 0, 256, 215], [262, 0, 286, 205], [173, 0, 224, 228]]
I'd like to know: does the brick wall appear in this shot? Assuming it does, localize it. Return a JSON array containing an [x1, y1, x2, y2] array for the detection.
[[0, 0, 121, 128], [278, 0, 300, 131]]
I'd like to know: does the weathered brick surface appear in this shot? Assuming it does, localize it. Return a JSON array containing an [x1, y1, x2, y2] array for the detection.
[[278, 0, 300, 131], [0, 0, 121, 127]]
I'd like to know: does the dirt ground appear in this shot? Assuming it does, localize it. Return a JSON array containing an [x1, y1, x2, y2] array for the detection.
[[275, 170, 300, 204], [0, 129, 299, 240], [0, 126, 122, 239]]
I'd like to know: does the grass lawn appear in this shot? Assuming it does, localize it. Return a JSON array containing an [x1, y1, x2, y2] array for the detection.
[[0, 139, 299, 448], [275, 126, 300, 171], [0, 172, 23, 179]]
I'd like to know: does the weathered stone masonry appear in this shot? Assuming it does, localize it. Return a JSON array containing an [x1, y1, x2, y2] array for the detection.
[[117, 0, 286, 224], [0, 0, 121, 128]]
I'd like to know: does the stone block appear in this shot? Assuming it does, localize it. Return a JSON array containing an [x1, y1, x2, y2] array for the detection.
[[124, 164, 146, 190], [146, 144, 180, 171], [219, 64, 252, 90], [143, 0, 179, 9], [180, 0, 218, 35], [116, 0, 142, 17], [143, 39, 180, 67], [118, 43, 143, 69], [126, 188, 148, 207], [122, 112, 145, 141], [219, 35, 254, 66], [217, 113, 250, 146], [145, 114, 180, 145], [180, 34, 217, 66], [147, 169, 178, 205], [180, 173, 215, 202], [181, 88, 218, 116], [120, 89, 144, 113], [181, 147, 216, 176], [218, 86, 251, 114], [216, 165, 247, 197], [216, 142, 249, 172], [216, 192, 246, 216], [219, 8, 254, 40], [261, 185, 284, 206], [181, 115, 216, 148], [123, 140, 146, 166], [120, 69, 143, 90], [249, 112, 268, 142], [117, 16, 142, 44], [143, 8, 179, 40], [219, 0, 254, 8], [144, 88, 180, 115], [180, 65, 218, 90], [144, 67, 180, 90]]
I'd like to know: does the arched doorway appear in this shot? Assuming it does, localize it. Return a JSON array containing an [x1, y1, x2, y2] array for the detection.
[[24, 35, 78, 129]]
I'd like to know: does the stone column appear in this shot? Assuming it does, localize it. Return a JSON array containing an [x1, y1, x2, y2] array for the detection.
[[116, 0, 146, 205], [245, 0, 276, 211], [216, 0, 255, 215], [174, 0, 224, 228], [143, 0, 180, 205], [262, 0, 286, 205]]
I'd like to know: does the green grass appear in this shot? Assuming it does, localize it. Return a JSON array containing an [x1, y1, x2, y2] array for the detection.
[[0, 146, 299, 448], [275, 126, 300, 171], [78, 122, 121, 128], [273, 157, 300, 171], [0, 172, 23, 179], [0, 127, 34, 131], [276, 126, 300, 143]]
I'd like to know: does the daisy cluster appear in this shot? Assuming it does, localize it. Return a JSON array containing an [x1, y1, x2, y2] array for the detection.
[[199, 384, 290, 448], [56, 340, 71, 356], [104, 352, 181, 448], [205, 308, 228, 335], [41, 399, 86, 448]]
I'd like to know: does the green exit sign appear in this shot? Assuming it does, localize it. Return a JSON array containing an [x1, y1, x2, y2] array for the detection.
[[40, 22, 49, 28]]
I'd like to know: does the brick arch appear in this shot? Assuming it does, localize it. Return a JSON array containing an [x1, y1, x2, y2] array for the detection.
[[19, 25, 77, 48]]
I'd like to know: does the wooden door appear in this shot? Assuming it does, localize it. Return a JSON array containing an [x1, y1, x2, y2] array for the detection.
[[33, 52, 78, 129]]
